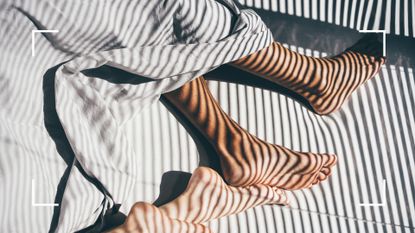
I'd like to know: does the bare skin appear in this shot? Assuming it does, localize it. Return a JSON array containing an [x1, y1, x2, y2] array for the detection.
[[231, 35, 386, 114], [163, 77, 337, 189], [159, 167, 288, 223], [108, 202, 212, 233], [108, 167, 288, 233], [108, 35, 385, 232]]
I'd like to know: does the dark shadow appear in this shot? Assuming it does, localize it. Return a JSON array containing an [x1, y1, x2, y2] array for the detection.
[[152, 171, 192, 207], [254, 8, 415, 67], [81, 65, 153, 85], [43, 63, 76, 166], [205, 64, 316, 112], [77, 203, 126, 233], [43, 63, 76, 233]]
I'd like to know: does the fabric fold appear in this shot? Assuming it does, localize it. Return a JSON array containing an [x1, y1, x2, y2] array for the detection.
[[6, 0, 274, 231]]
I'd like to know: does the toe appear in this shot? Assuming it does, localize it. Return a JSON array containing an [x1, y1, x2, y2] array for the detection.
[[311, 176, 321, 186], [321, 167, 331, 176], [322, 153, 337, 176], [310, 153, 337, 185], [368, 57, 384, 80], [324, 153, 338, 168], [311, 173, 324, 186], [379, 56, 386, 65], [270, 188, 290, 206]]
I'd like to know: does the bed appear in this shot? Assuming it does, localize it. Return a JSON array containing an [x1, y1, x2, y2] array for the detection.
[[0, 0, 413, 232]]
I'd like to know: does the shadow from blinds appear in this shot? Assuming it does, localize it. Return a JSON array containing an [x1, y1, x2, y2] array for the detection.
[[237, 0, 415, 38]]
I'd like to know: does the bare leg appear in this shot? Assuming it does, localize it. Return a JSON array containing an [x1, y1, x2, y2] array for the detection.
[[163, 77, 337, 189], [159, 167, 288, 223], [231, 35, 386, 114], [107, 167, 287, 232], [107, 202, 212, 233]]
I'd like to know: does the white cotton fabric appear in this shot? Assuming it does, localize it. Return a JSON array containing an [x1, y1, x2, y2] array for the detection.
[[0, 0, 273, 232]]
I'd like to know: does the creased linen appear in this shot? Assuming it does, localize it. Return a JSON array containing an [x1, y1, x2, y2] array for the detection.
[[0, 0, 273, 231]]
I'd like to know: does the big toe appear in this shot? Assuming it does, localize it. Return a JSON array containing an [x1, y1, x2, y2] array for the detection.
[[324, 153, 338, 167], [270, 188, 290, 206]]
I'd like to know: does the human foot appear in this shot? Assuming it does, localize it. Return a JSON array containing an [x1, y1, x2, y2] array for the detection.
[[162, 77, 337, 190], [298, 35, 386, 114], [108, 202, 212, 233], [218, 139, 337, 189], [159, 167, 289, 224], [232, 34, 386, 114]]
